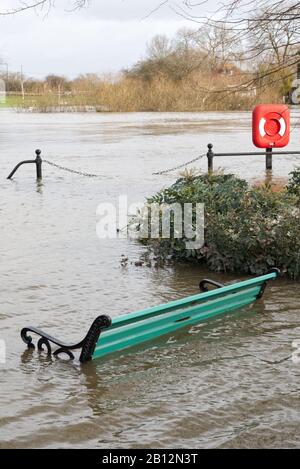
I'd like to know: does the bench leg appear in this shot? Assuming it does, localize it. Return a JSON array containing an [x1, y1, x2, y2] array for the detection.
[[21, 315, 112, 363]]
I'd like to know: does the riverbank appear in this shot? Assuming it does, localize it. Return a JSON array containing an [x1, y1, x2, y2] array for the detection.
[[0, 71, 282, 114], [0, 94, 109, 112]]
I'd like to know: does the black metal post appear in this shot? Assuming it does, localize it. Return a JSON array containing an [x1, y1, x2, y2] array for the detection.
[[7, 149, 42, 180], [207, 143, 214, 173], [266, 148, 273, 171], [203, 143, 300, 175], [35, 149, 42, 179]]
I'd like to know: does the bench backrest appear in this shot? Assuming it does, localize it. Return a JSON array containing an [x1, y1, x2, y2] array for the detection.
[[93, 272, 277, 360]]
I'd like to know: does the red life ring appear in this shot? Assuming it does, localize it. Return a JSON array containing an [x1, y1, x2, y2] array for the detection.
[[253, 104, 290, 148]]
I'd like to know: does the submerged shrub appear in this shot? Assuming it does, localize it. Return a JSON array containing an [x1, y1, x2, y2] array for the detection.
[[140, 173, 300, 279], [287, 167, 300, 200]]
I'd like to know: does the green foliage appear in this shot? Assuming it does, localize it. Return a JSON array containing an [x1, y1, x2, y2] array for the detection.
[[141, 173, 300, 279], [287, 167, 300, 199]]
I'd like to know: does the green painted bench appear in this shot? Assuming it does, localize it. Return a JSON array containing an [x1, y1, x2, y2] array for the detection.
[[21, 269, 280, 363]]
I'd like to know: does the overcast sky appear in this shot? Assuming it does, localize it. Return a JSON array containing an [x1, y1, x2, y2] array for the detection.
[[0, 0, 220, 79]]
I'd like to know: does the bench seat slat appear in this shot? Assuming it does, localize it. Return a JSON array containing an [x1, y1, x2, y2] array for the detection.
[[93, 286, 261, 359], [98, 285, 260, 342], [110, 273, 274, 328]]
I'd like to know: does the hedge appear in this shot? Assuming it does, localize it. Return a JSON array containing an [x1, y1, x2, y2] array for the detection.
[[137, 170, 300, 279]]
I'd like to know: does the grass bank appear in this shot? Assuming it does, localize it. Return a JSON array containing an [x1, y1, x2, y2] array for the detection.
[[0, 73, 283, 113], [0, 94, 105, 111]]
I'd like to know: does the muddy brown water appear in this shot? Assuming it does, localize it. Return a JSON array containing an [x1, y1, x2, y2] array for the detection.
[[0, 110, 299, 448]]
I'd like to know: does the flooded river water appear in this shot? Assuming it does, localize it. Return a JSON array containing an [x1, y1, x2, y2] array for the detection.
[[0, 110, 299, 448]]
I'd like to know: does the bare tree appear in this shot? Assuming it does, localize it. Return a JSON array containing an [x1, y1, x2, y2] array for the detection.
[[170, 1, 300, 60], [146, 35, 172, 60], [45, 74, 68, 101], [185, 24, 244, 72], [162, 0, 300, 93], [246, 9, 299, 82]]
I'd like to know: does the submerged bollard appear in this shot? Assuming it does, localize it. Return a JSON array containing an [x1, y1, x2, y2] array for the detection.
[[266, 148, 273, 171], [207, 143, 214, 173], [7, 149, 43, 180], [35, 150, 42, 179]]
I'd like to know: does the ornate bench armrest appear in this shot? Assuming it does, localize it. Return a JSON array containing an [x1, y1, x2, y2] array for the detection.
[[199, 279, 225, 292], [21, 315, 112, 363], [199, 269, 280, 295]]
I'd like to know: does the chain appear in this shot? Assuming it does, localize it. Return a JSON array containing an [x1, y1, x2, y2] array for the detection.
[[44, 152, 206, 178], [43, 160, 101, 178], [153, 153, 206, 175]]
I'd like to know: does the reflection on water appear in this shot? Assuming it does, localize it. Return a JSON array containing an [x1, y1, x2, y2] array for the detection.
[[0, 110, 299, 449]]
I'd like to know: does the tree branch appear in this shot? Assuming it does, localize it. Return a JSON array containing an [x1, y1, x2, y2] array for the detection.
[[0, 0, 88, 15]]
